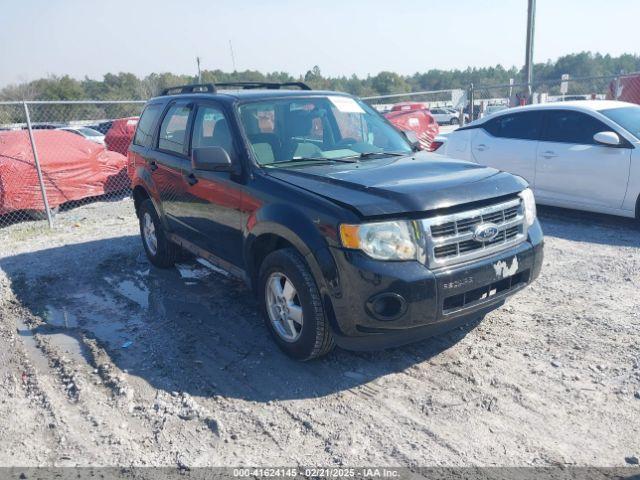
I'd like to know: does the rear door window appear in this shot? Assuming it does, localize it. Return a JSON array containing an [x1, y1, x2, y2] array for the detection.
[[484, 111, 542, 140], [158, 104, 193, 154], [541, 110, 611, 145], [133, 103, 162, 147]]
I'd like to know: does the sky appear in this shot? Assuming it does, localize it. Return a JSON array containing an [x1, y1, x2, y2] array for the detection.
[[0, 0, 638, 86]]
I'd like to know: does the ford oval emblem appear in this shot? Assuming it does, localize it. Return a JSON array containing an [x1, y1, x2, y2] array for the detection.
[[473, 223, 499, 242]]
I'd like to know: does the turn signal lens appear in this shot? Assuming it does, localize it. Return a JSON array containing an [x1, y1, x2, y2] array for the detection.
[[339, 224, 360, 249]]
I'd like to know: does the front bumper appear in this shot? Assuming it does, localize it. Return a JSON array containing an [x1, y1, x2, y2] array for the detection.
[[321, 220, 544, 350]]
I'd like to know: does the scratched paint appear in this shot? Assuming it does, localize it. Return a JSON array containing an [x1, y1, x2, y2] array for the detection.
[[493, 256, 519, 279]]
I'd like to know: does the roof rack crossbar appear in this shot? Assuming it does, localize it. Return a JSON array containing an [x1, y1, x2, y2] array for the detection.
[[215, 81, 312, 91], [161, 83, 217, 96]]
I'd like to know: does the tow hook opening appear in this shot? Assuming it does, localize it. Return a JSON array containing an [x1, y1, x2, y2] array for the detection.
[[366, 292, 407, 321]]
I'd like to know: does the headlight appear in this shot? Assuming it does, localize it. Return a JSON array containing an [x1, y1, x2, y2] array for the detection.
[[519, 188, 537, 227], [339, 220, 418, 261]]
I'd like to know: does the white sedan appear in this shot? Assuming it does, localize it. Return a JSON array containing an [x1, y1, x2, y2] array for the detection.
[[429, 107, 462, 125], [58, 126, 106, 145], [443, 100, 640, 219]]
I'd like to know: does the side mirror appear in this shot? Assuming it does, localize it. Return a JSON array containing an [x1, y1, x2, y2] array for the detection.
[[402, 130, 421, 151], [593, 131, 621, 147], [191, 146, 233, 172]]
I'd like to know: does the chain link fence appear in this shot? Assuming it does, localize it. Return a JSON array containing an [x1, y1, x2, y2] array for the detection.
[[469, 71, 640, 120], [0, 100, 144, 229], [1, 73, 639, 232]]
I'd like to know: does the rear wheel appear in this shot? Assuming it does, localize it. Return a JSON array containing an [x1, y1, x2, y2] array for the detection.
[[258, 248, 334, 360], [138, 199, 181, 268]]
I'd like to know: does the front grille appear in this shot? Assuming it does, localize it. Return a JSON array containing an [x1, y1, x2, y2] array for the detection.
[[420, 198, 527, 268]]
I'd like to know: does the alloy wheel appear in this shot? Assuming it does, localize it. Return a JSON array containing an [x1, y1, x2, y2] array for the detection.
[[265, 272, 304, 342], [143, 212, 158, 256]]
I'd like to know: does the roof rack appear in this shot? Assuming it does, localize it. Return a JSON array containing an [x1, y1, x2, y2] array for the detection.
[[215, 81, 312, 91], [161, 83, 217, 96], [159, 81, 312, 97]]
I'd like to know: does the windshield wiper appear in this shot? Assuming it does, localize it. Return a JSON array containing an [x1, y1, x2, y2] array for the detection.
[[274, 156, 358, 165], [340, 151, 408, 160]]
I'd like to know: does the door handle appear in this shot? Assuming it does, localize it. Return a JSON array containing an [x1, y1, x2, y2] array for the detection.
[[148, 160, 158, 172], [186, 173, 198, 186], [475, 144, 488, 151], [541, 151, 557, 159]]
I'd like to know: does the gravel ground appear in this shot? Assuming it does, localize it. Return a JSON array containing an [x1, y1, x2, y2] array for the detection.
[[0, 197, 638, 468]]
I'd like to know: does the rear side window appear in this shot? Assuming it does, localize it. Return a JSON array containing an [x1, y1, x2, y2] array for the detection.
[[133, 104, 162, 147], [158, 104, 193, 154], [484, 112, 542, 140], [541, 110, 611, 145]]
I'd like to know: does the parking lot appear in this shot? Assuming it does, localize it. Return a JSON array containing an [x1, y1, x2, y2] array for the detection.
[[0, 199, 638, 467]]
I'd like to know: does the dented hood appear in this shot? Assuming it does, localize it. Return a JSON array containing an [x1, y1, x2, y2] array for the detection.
[[265, 152, 527, 217]]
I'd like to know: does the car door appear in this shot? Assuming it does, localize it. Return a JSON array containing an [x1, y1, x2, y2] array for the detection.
[[129, 101, 164, 193], [149, 100, 195, 233], [535, 109, 632, 209], [471, 111, 542, 185], [430, 108, 445, 124], [177, 101, 246, 267]]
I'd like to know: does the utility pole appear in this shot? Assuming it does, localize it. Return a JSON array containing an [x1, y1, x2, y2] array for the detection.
[[524, 0, 536, 99], [196, 56, 202, 83], [229, 40, 237, 72]]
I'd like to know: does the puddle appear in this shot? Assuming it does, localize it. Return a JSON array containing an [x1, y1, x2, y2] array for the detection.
[[15, 259, 251, 377], [15, 317, 50, 371], [43, 306, 78, 328], [176, 262, 212, 280], [44, 332, 85, 360], [16, 317, 86, 365], [104, 276, 149, 309]]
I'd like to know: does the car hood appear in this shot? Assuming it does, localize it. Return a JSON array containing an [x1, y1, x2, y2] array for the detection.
[[265, 152, 527, 217]]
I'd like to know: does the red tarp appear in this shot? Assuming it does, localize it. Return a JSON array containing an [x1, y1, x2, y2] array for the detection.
[[105, 117, 138, 155], [384, 106, 440, 151], [610, 74, 640, 105], [0, 130, 128, 215]]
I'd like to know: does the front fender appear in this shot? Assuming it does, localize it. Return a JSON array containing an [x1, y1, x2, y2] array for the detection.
[[244, 203, 341, 299]]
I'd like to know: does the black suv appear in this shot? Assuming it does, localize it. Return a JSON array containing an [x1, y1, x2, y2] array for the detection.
[[129, 82, 543, 360]]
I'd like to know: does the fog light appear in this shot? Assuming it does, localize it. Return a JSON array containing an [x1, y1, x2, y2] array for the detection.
[[366, 293, 407, 321]]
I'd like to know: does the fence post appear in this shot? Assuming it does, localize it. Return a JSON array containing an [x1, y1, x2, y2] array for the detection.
[[613, 75, 621, 100], [23, 101, 53, 228], [468, 84, 474, 123]]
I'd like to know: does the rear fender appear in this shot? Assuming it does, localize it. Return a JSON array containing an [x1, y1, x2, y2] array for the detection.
[[132, 169, 169, 230]]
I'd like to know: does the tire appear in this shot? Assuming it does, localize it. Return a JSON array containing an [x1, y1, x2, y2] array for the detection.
[[450, 117, 460, 126], [258, 248, 335, 360], [138, 199, 181, 268]]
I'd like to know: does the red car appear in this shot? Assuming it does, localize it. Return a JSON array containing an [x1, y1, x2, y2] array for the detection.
[[0, 130, 128, 216], [384, 103, 440, 151], [105, 117, 139, 155]]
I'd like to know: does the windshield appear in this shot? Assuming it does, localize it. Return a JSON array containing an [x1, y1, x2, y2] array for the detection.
[[237, 95, 412, 166], [600, 106, 640, 140]]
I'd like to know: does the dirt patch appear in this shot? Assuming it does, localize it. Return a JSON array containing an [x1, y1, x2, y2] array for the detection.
[[0, 199, 639, 467]]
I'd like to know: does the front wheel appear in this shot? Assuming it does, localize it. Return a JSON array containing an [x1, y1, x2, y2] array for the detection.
[[450, 117, 460, 125], [258, 248, 334, 360]]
